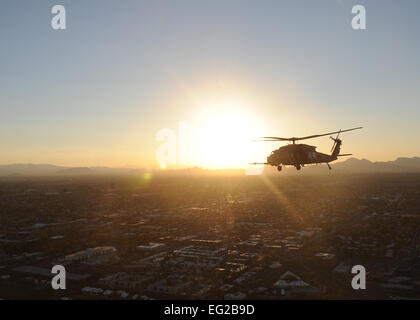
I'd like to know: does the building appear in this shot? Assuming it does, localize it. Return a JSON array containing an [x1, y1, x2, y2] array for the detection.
[[65, 246, 118, 265], [273, 271, 320, 297], [166, 245, 228, 271], [136, 243, 165, 251]]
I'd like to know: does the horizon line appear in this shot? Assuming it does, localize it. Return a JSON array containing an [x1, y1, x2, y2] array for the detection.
[[0, 156, 420, 171]]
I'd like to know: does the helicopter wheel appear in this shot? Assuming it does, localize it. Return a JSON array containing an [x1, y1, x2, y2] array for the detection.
[[296, 165, 301, 171], [277, 165, 282, 172]]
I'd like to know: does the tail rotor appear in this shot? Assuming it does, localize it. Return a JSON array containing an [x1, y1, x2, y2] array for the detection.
[[330, 129, 342, 153]]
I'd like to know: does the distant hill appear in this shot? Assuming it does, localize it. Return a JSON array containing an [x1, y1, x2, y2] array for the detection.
[[263, 157, 420, 175], [56, 167, 94, 175], [0, 164, 141, 176], [333, 157, 420, 173], [0, 164, 65, 176], [0, 157, 420, 176], [155, 167, 245, 176]]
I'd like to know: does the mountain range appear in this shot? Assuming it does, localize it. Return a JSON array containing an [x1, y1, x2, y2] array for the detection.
[[262, 157, 420, 175], [0, 164, 140, 176], [0, 157, 420, 176]]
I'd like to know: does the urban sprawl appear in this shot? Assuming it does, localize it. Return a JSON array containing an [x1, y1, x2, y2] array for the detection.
[[0, 173, 419, 299]]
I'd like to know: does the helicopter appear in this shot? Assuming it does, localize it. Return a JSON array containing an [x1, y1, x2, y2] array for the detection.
[[250, 127, 362, 171]]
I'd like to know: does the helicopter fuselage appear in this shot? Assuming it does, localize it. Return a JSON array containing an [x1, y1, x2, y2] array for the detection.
[[267, 144, 337, 170]]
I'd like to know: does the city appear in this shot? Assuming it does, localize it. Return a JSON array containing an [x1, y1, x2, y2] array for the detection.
[[1, 173, 419, 299]]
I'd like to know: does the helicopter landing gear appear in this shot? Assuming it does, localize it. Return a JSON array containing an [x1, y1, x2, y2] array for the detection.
[[327, 163, 332, 170], [277, 165, 282, 172], [296, 164, 301, 171]]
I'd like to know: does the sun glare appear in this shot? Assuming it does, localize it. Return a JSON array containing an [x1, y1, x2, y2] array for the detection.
[[189, 97, 265, 169]]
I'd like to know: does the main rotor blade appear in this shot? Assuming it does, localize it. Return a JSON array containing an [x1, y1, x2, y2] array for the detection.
[[254, 127, 362, 142], [257, 137, 294, 141], [292, 127, 362, 141]]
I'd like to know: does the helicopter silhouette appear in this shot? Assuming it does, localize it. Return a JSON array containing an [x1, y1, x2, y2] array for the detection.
[[250, 127, 362, 171]]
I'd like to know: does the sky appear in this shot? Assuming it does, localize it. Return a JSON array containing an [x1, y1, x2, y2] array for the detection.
[[1, 0, 419, 168]]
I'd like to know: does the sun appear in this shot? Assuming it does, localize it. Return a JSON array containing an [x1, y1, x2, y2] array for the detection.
[[188, 97, 265, 169]]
